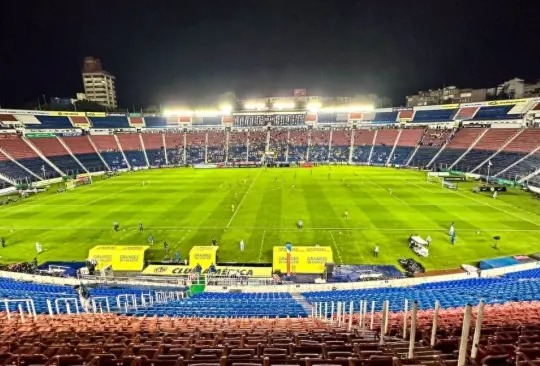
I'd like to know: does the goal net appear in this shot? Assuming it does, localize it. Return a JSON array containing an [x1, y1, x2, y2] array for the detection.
[[442, 179, 458, 190], [65, 175, 92, 190]]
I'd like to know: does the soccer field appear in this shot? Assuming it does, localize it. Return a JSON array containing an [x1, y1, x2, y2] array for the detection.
[[1, 166, 540, 271]]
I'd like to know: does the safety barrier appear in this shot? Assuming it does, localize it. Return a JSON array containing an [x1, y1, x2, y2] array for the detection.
[[54, 298, 80, 315], [91, 296, 111, 313], [116, 294, 137, 313], [2, 298, 37, 321]]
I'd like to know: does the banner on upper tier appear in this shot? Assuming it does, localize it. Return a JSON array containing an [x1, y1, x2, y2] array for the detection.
[[25, 133, 56, 138], [86, 112, 107, 117], [88, 245, 149, 271], [141, 265, 272, 277], [273, 246, 333, 274], [487, 99, 528, 106], [50, 111, 86, 117], [189, 246, 218, 270]]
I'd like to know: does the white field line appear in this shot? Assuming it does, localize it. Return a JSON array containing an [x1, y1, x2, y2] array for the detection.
[[85, 184, 139, 205], [225, 168, 262, 228], [453, 190, 540, 228], [258, 230, 266, 262], [329, 231, 344, 264], [113, 229, 137, 244], [2, 225, 540, 232], [173, 230, 191, 249], [364, 179, 409, 205]]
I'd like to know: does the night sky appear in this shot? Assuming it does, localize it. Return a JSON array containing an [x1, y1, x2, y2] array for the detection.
[[1, 0, 538, 109]]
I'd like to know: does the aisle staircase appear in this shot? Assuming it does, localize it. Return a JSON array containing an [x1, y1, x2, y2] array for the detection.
[[292, 293, 312, 314]]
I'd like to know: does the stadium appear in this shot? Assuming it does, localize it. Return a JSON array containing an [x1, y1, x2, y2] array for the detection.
[[0, 97, 540, 365]]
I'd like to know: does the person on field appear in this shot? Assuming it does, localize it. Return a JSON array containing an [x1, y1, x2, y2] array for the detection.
[[449, 222, 455, 236], [139, 222, 144, 231], [297, 219, 304, 230], [211, 237, 217, 246], [426, 235, 432, 247], [239, 239, 245, 251], [344, 210, 349, 220], [148, 234, 154, 246], [231, 204, 235, 212], [113, 221, 119, 232], [35, 242, 43, 254], [1, 237, 5, 248], [373, 245, 379, 258], [493, 190, 498, 199], [164, 241, 169, 254]]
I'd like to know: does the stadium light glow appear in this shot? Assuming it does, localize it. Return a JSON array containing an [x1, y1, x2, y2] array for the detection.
[[163, 109, 194, 117], [319, 105, 374, 113], [307, 102, 321, 112], [220, 104, 233, 114], [245, 102, 266, 110], [274, 101, 296, 110]]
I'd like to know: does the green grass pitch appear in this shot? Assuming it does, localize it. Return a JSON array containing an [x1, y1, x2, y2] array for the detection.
[[1, 166, 540, 271]]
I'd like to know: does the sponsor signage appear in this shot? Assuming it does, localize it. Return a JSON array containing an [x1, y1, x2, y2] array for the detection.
[[50, 111, 86, 117], [189, 246, 218, 270], [25, 133, 56, 138], [440, 104, 460, 109], [86, 112, 107, 117], [88, 245, 149, 271], [478, 186, 507, 192], [0, 109, 51, 116], [273, 246, 333, 274], [142, 265, 272, 277], [487, 99, 528, 106]]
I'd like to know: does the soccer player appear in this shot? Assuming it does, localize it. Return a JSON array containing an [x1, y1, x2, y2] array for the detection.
[[240, 239, 245, 251], [450, 232, 456, 245], [164, 241, 169, 254], [344, 210, 349, 220], [426, 235, 432, 246], [235, 192, 238, 199], [174, 251, 180, 264], [148, 234, 154, 246], [113, 221, 119, 232], [211, 237, 217, 246], [1, 237, 5, 248], [35, 242, 42, 254], [297, 219, 304, 230], [493, 190, 498, 199], [373, 245, 379, 258], [231, 204, 235, 212], [449, 222, 455, 236], [139, 222, 144, 231]]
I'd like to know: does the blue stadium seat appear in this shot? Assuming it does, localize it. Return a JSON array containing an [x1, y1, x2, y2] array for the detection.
[[144, 117, 167, 128], [373, 112, 398, 124], [309, 147, 329, 162], [101, 152, 127, 169], [72, 152, 105, 172], [329, 146, 349, 162], [498, 154, 540, 181], [390, 147, 414, 165], [370, 146, 392, 165], [89, 117, 130, 128], [32, 116, 73, 129], [351, 146, 371, 163], [473, 106, 519, 120], [413, 109, 457, 122], [124, 151, 147, 167], [409, 147, 441, 168], [430, 148, 466, 169], [0, 160, 38, 182], [146, 149, 166, 166]]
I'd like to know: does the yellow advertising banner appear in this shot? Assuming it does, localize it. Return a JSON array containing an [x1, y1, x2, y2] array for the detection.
[[189, 246, 218, 269], [142, 265, 272, 277], [487, 99, 528, 106], [50, 111, 86, 117], [273, 246, 333, 274], [88, 245, 149, 271], [440, 104, 460, 109], [86, 112, 107, 117]]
